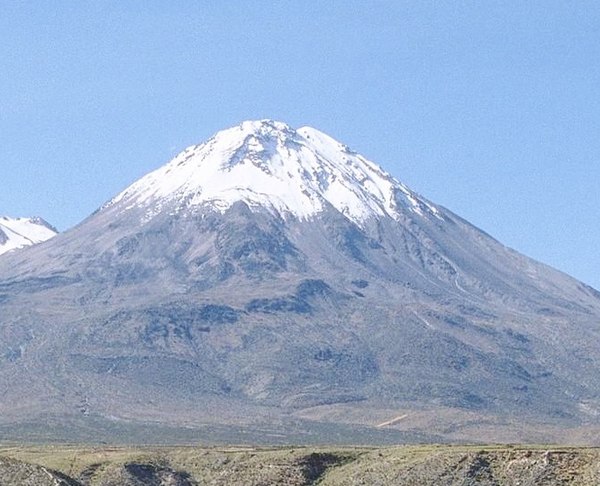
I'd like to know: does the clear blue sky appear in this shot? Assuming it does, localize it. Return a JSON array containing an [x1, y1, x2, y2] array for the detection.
[[1, 2, 599, 290]]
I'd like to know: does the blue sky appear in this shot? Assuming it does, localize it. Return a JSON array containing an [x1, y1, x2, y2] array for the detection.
[[1, 1, 599, 289]]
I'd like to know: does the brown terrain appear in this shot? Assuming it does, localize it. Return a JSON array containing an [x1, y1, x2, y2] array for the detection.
[[1, 444, 600, 485]]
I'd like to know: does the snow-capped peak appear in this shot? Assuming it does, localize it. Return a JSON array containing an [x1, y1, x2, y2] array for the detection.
[[0, 216, 58, 256], [108, 120, 441, 225]]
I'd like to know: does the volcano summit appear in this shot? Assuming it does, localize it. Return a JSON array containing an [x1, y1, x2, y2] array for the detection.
[[106, 120, 441, 224], [0, 120, 599, 444]]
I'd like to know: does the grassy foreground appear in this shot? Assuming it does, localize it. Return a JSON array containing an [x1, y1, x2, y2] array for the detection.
[[1, 443, 600, 485]]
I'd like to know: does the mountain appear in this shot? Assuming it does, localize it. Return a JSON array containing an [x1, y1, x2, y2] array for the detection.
[[0, 216, 57, 255], [0, 120, 599, 444]]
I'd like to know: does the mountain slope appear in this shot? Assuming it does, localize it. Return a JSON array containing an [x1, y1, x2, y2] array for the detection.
[[0, 120, 599, 443], [0, 216, 57, 255]]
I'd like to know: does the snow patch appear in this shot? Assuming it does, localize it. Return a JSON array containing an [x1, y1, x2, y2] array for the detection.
[[106, 120, 443, 226], [0, 216, 58, 255]]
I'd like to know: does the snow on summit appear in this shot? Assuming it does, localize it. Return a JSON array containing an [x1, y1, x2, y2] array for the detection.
[[0, 216, 57, 256], [109, 120, 441, 225]]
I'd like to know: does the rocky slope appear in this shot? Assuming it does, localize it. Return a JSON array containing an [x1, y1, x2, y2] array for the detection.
[[0, 456, 78, 486], [3, 445, 600, 485], [0, 120, 599, 443]]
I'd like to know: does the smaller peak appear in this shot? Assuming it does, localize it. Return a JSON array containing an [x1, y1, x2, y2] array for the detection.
[[0, 215, 55, 228], [0, 215, 58, 256]]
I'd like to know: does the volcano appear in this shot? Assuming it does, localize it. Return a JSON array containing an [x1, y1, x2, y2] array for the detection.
[[1, 120, 599, 444]]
